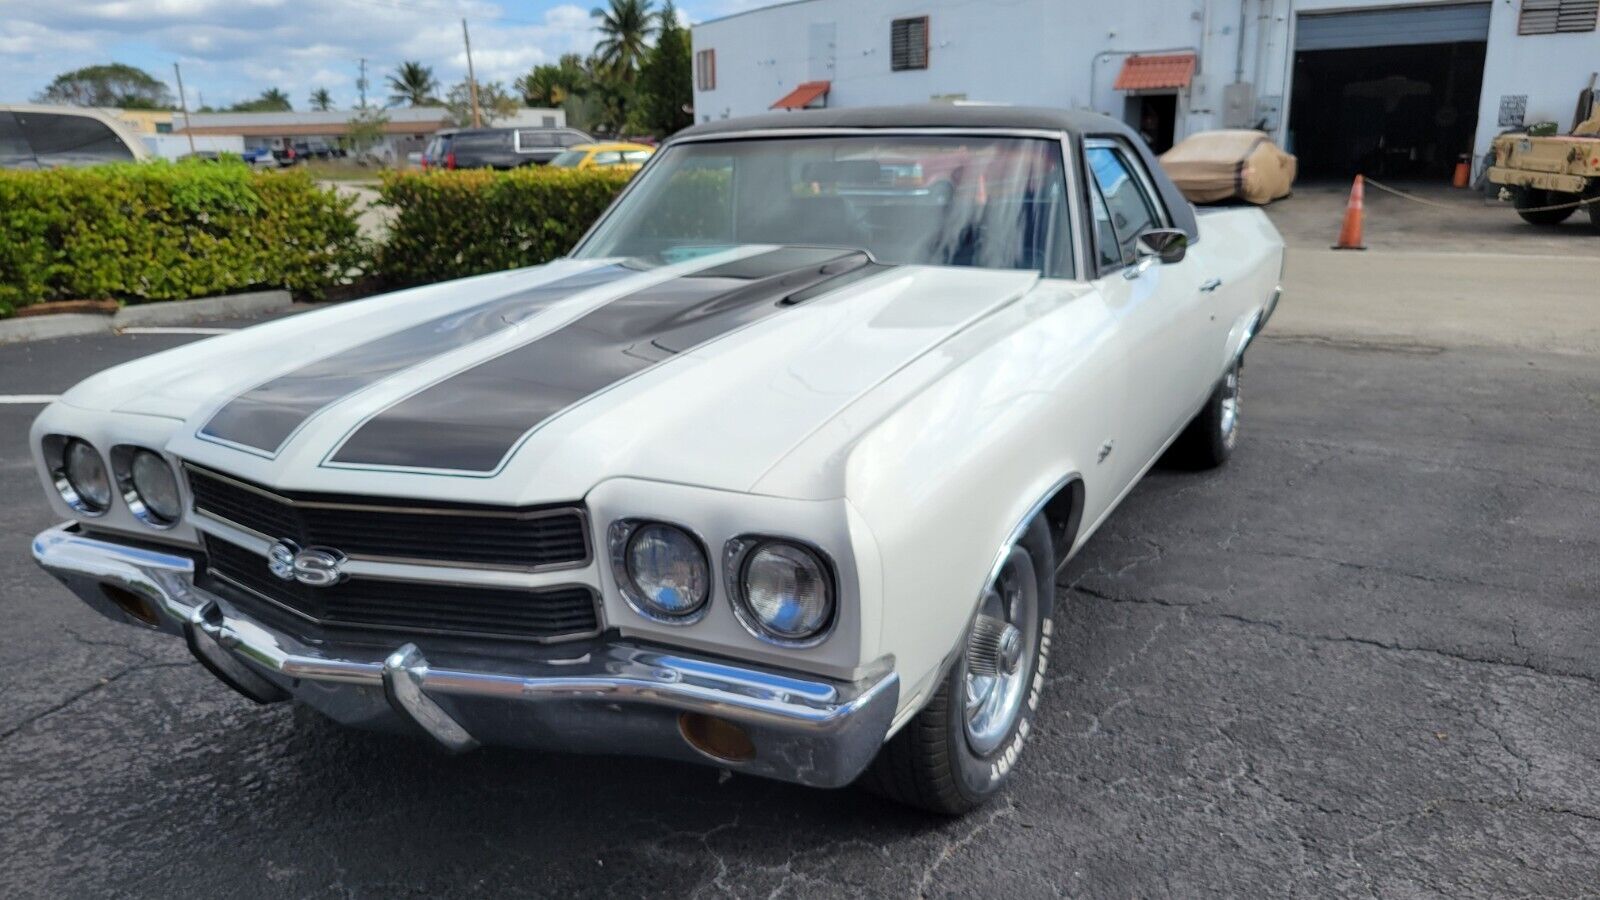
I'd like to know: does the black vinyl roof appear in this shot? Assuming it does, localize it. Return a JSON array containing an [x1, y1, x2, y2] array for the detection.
[[678, 104, 1130, 139], [675, 104, 1201, 242]]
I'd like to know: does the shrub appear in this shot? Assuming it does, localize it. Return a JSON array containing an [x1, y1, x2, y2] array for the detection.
[[0, 161, 369, 317], [377, 167, 632, 285]]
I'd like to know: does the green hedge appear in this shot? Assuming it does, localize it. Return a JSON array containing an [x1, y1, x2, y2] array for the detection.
[[377, 167, 633, 285], [0, 162, 369, 317]]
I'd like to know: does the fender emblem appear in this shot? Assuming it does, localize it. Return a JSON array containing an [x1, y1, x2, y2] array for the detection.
[[267, 539, 348, 588]]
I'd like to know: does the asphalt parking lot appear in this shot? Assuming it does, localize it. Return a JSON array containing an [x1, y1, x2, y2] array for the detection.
[[2, 207, 1597, 896]]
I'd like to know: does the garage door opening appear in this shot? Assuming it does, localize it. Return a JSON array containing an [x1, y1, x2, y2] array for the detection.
[[1289, 4, 1488, 179]]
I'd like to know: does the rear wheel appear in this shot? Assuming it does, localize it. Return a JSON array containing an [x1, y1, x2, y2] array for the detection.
[[861, 519, 1055, 815], [1515, 188, 1578, 225], [1168, 358, 1241, 470]]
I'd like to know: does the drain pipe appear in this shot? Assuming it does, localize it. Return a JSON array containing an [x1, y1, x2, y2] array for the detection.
[[1235, 0, 1249, 83]]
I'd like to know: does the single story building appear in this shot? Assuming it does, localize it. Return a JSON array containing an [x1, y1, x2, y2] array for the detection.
[[690, 0, 1600, 178], [174, 107, 566, 162]]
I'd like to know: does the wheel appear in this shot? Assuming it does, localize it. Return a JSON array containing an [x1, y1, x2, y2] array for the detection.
[[860, 518, 1055, 815], [1515, 189, 1578, 225], [1168, 357, 1241, 470]]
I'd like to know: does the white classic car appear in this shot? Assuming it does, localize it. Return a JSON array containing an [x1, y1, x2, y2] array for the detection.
[[31, 106, 1283, 814]]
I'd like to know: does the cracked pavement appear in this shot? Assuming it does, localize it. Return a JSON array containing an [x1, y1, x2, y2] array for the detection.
[[2, 312, 1597, 897]]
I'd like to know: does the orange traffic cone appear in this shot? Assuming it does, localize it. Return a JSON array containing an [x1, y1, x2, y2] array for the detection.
[[1332, 175, 1366, 250]]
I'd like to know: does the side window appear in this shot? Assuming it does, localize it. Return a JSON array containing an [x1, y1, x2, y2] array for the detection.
[[1085, 144, 1164, 268], [17, 112, 133, 166], [623, 150, 652, 164], [593, 151, 624, 166], [1086, 175, 1126, 272]]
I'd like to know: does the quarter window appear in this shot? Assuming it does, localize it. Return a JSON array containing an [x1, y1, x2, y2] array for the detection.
[[1085, 145, 1164, 270], [891, 16, 930, 71]]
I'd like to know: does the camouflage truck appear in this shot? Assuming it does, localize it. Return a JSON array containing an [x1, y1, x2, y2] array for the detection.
[[1486, 110, 1600, 230]]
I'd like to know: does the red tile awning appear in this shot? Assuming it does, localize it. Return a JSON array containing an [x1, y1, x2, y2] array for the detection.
[[771, 80, 830, 110], [1113, 54, 1196, 91]]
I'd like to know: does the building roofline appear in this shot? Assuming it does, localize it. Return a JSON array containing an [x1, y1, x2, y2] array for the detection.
[[692, 0, 821, 29]]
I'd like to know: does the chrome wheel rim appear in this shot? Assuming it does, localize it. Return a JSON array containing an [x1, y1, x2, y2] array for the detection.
[[1219, 362, 1241, 449], [963, 544, 1039, 756]]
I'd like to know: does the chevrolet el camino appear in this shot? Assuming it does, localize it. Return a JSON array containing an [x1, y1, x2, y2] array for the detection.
[[31, 106, 1283, 813]]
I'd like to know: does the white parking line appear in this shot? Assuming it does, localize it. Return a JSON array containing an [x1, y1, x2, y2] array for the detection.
[[117, 326, 237, 335], [0, 395, 58, 404]]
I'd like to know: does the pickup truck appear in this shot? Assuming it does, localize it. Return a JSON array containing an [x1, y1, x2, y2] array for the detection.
[[29, 105, 1284, 814]]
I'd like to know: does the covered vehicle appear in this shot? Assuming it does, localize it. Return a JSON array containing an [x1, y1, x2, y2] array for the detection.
[[0, 104, 151, 169], [29, 105, 1284, 814], [1159, 129, 1296, 205]]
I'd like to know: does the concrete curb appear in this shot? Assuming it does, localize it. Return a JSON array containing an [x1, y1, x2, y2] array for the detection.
[[0, 314, 110, 344], [112, 290, 292, 327], [0, 290, 292, 344]]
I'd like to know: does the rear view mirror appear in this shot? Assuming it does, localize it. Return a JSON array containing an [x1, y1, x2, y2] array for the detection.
[[1136, 228, 1189, 265]]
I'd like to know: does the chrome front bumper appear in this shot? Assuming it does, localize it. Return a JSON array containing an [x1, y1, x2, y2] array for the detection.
[[33, 523, 898, 788]]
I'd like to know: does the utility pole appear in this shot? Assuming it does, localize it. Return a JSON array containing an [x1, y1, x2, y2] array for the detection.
[[462, 18, 482, 127], [357, 57, 369, 109], [173, 62, 196, 155]]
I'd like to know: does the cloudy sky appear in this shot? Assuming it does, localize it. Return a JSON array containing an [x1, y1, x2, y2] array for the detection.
[[1, 0, 772, 109]]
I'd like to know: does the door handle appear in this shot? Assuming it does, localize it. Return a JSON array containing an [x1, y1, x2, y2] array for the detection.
[[1199, 277, 1223, 293]]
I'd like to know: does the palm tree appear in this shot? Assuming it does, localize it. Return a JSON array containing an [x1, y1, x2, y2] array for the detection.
[[260, 87, 291, 109], [591, 0, 657, 80], [309, 87, 333, 111], [387, 61, 439, 107]]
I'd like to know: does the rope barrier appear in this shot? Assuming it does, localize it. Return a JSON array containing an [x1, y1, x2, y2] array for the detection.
[[1363, 176, 1600, 215]]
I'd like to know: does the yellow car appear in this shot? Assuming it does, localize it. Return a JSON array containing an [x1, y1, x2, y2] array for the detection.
[[547, 142, 655, 172]]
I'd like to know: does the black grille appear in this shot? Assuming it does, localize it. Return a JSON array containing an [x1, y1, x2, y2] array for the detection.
[[185, 465, 589, 569], [202, 537, 600, 641]]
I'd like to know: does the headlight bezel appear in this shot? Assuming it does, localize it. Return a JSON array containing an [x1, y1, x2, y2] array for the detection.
[[723, 535, 838, 648], [607, 518, 713, 624], [111, 445, 183, 530], [47, 435, 112, 516]]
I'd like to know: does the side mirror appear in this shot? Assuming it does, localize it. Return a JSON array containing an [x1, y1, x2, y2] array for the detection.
[[1135, 228, 1189, 265]]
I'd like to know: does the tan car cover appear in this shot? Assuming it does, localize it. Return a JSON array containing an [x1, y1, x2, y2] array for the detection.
[[1159, 130, 1297, 205]]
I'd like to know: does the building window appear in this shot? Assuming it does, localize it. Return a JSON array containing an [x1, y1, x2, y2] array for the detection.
[[1518, 0, 1598, 34], [155, 122, 172, 134], [891, 16, 929, 71], [696, 49, 716, 91]]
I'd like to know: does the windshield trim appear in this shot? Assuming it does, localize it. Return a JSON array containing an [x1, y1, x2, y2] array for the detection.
[[568, 127, 1087, 282]]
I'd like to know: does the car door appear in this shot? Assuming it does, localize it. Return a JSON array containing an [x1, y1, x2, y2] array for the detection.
[[1083, 139, 1213, 482]]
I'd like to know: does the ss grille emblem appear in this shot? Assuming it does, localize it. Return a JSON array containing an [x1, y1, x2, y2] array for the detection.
[[267, 539, 348, 588]]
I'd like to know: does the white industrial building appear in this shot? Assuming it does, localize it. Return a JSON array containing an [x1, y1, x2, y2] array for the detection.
[[690, 0, 1600, 178]]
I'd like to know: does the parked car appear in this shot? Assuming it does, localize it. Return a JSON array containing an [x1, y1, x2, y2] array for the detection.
[[423, 126, 592, 169], [293, 139, 334, 160], [0, 104, 151, 169], [239, 147, 278, 169], [28, 105, 1284, 814], [547, 141, 655, 172]]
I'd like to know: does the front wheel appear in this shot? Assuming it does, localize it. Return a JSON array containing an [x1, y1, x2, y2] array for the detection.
[[860, 519, 1055, 814], [1515, 189, 1578, 225]]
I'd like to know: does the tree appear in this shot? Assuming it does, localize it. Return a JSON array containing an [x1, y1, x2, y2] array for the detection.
[[310, 87, 334, 111], [515, 55, 588, 109], [591, 0, 657, 82], [345, 106, 391, 161], [387, 61, 440, 107], [230, 88, 292, 112], [635, 1, 692, 137], [34, 63, 172, 108], [444, 80, 520, 126]]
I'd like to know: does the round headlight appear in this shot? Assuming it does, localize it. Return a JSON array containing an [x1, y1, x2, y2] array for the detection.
[[128, 449, 182, 526], [59, 439, 112, 514], [736, 541, 834, 644], [622, 523, 710, 620]]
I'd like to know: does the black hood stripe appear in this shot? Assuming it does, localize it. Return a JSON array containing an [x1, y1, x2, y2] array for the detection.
[[327, 247, 879, 474], [197, 264, 637, 457]]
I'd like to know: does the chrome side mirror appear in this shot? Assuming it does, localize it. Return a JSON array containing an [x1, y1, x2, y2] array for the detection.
[[1136, 228, 1189, 265]]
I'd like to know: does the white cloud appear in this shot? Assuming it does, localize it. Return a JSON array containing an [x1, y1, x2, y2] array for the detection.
[[4, 0, 604, 108]]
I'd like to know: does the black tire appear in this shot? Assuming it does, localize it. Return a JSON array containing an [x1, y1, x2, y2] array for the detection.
[[1587, 197, 1600, 233], [1168, 357, 1241, 470], [1515, 189, 1578, 226], [860, 519, 1055, 815]]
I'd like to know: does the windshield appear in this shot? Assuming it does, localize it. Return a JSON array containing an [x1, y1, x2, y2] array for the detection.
[[577, 135, 1072, 276], [549, 149, 586, 168]]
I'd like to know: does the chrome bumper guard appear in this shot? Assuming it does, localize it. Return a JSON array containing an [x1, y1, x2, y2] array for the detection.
[[33, 523, 898, 788]]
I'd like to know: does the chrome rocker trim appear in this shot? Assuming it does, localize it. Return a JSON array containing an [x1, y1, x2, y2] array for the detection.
[[33, 523, 898, 788]]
